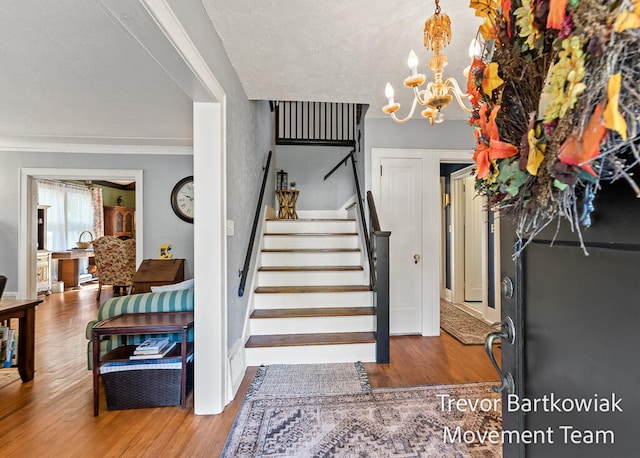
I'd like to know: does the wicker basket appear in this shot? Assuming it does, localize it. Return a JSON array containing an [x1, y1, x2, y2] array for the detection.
[[76, 231, 94, 249], [101, 360, 193, 410]]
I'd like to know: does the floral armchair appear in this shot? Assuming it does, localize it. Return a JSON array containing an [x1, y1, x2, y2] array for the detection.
[[92, 236, 136, 301]]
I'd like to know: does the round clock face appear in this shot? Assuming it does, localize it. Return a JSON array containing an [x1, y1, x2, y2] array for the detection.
[[171, 176, 194, 223]]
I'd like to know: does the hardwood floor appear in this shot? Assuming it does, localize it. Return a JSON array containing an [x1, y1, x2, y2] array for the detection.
[[0, 285, 498, 456]]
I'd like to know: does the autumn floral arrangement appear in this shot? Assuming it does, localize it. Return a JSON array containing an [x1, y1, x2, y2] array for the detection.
[[467, 0, 640, 251]]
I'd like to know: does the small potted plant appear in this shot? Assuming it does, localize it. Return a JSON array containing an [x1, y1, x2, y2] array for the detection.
[[290, 181, 297, 190]]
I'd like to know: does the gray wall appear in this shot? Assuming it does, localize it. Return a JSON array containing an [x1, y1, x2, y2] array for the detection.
[[166, 0, 276, 348], [0, 0, 275, 354], [0, 152, 194, 290], [275, 144, 355, 210], [364, 117, 476, 195]]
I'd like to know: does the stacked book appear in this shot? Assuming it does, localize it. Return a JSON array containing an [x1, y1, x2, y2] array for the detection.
[[130, 338, 176, 360], [0, 326, 16, 368]]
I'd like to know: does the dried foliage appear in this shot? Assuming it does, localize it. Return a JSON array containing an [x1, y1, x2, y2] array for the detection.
[[467, 0, 640, 254]]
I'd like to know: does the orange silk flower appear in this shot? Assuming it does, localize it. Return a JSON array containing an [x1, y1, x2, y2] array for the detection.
[[558, 104, 607, 176]]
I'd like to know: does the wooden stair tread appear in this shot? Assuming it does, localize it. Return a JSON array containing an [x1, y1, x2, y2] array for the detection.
[[255, 285, 370, 294], [245, 332, 376, 348], [258, 266, 363, 272], [264, 232, 358, 236], [251, 307, 374, 319], [261, 248, 360, 253]]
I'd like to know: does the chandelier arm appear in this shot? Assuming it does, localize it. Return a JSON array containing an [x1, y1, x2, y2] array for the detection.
[[413, 83, 433, 106], [445, 78, 474, 113], [390, 96, 420, 123]]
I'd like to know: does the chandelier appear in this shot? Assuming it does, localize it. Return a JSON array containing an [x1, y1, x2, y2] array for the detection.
[[382, 0, 473, 125]]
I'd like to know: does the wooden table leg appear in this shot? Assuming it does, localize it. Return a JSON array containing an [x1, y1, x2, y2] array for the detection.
[[17, 307, 36, 382]]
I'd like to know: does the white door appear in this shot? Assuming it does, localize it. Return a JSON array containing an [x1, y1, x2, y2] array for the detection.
[[464, 175, 483, 302], [378, 157, 423, 334]]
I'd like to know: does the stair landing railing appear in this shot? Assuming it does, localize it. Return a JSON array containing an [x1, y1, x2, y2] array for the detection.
[[324, 152, 391, 363]]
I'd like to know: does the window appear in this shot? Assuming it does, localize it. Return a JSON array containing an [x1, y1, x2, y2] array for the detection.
[[37, 180, 94, 251]]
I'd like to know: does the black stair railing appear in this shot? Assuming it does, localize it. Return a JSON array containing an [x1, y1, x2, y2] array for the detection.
[[238, 150, 273, 297], [276, 101, 358, 147], [324, 153, 391, 363]]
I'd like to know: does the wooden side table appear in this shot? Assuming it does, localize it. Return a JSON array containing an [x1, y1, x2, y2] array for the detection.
[[133, 259, 185, 293], [91, 311, 194, 415], [0, 299, 42, 382], [276, 189, 299, 219]]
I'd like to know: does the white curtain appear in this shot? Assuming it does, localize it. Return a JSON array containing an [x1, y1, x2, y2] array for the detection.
[[37, 180, 94, 251]]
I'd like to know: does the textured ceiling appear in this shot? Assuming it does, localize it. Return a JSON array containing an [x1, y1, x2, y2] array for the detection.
[[205, 0, 483, 119], [0, 1, 482, 145], [0, 0, 193, 143]]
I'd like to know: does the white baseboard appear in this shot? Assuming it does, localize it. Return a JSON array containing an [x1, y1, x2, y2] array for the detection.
[[227, 338, 246, 402]]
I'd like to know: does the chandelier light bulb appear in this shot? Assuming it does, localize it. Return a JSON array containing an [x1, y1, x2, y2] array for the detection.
[[385, 83, 395, 103], [468, 38, 482, 59], [407, 50, 419, 76]]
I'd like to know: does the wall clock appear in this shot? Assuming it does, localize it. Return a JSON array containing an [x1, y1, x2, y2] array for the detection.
[[170, 176, 194, 223]]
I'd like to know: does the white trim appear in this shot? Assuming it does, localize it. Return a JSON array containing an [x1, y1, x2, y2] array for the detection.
[[140, 0, 228, 415], [140, 0, 225, 102], [227, 337, 246, 400], [18, 168, 144, 299], [450, 165, 502, 324], [450, 166, 474, 306], [240, 204, 271, 370], [192, 102, 227, 414], [0, 137, 191, 154], [371, 148, 473, 337]]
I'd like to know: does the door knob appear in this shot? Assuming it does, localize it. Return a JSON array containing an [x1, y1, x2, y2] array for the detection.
[[413, 254, 420, 264]]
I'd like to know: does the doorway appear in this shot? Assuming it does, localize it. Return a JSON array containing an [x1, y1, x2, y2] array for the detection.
[[19, 168, 144, 299], [371, 148, 474, 336], [449, 165, 501, 324]]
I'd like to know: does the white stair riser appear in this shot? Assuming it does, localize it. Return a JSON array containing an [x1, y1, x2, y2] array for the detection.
[[258, 270, 364, 287], [263, 235, 358, 250], [254, 291, 372, 309], [261, 251, 361, 267], [265, 220, 356, 234], [245, 343, 376, 366], [250, 315, 374, 335]]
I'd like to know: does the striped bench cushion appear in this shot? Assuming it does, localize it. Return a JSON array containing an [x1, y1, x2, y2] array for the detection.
[[87, 288, 194, 369]]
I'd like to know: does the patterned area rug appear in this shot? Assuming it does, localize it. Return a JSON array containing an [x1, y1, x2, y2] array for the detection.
[[223, 380, 502, 457], [440, 301, 494, 345], [0, 369, 20, 389], [247, 362, 371, 398]]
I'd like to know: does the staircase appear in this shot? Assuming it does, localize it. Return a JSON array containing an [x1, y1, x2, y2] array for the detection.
[[245, 215, 376, 365]]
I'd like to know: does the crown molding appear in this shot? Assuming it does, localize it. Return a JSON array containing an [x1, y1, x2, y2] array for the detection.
[[0, 136, 193, 154]]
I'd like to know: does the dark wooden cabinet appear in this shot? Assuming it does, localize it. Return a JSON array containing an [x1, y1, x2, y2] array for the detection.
[[104, 206, 135, 238], [133, 259, 185, 293]]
